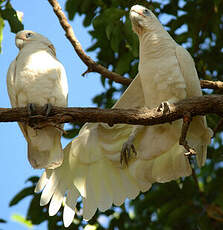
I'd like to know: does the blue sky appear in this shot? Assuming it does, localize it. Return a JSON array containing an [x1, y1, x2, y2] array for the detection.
[[0, 1, 104, 229]]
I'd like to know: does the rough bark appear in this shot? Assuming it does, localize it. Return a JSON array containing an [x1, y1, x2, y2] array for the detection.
[[1, 95, 222, 126]]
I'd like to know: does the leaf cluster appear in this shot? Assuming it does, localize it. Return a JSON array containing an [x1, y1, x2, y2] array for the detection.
[[0, 0, 24, 52]]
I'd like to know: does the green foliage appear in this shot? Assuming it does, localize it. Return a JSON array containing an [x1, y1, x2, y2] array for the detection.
[[0, 0, 24, 53], [0, 2, 23, 33], [66, 0, 142, 108], [11, 214, 33, 229], [0, 218, 6, 223], [0, 17, 4, 53], [7, 0, 223, 229]]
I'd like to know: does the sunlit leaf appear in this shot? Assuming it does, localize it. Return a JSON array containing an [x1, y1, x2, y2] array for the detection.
[[11, 214, 33, 229], [0, 218, 6, 223], [84, 224, 97, 230], [10, 187, 34, 206], [1, 2, 23, 33], [0, 17, 4, 53]]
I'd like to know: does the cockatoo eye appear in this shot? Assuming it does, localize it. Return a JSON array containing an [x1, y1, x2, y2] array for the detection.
[[26, 32, 33, 39], [143, 8, 150, 16]]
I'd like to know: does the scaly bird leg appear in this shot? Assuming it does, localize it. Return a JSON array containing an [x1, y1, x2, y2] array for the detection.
[[120, 125, 144, 166], [179, 112, 196, 157]]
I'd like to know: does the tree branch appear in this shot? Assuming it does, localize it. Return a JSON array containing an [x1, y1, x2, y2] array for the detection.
[[47, 0, 223, 91], [0, 95, 222, 126], [200, 80, 223, 90], [47, 0, 131, 86]]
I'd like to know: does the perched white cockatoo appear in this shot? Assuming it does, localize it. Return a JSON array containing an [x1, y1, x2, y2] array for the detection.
[[35, 5, 212, 227], [7, 30, 68, 169]]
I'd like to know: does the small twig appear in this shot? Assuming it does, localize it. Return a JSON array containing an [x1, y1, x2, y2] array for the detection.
[[206, 204, 223, 222], [179, 112, 196, 156], [47, 0, 131, 86], [200, 80, 223, 90]]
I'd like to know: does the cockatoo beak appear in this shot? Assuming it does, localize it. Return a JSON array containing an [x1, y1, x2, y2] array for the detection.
[[130, 6, 145, 35], [130, 5, 146, 18], [131, 9, 145, 17], [15, 33, 27, 49]]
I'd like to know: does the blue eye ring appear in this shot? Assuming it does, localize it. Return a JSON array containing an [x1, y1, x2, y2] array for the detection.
[[143, 8, 150, 16], [26, 32, 33, 39]]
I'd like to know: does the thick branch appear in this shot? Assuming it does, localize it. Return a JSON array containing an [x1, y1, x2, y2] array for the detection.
[[0, 95, 222, 125], [47, 0, 131, 86]]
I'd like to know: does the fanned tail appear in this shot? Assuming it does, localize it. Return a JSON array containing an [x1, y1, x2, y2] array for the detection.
[[35, 129, 142, 226], [35, 122, 195, 227]]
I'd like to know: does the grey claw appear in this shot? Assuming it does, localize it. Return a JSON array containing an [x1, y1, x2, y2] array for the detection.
[[132, 144, 137, 156], [120, 142, 137, 166], [43, 103, 52, 116], [157, 101, 171, 114], [27, 103, 36, 116]]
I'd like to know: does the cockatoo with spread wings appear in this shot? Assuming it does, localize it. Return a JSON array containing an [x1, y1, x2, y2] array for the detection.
[[35, 5, 212, 227], [7, 30, 68, 169]]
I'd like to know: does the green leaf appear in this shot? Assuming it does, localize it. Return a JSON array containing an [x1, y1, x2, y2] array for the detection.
[[11, 214, 33, 229], [1, 2, 24, 33], [105, 23, 113, 40], [123, 18, 139, 57], [25, 176, 39, 185], [84, 224, 97, 230], [26, 194, 48, 225], [110, 25, 122, 52], [0, 218, 6, 223], [10, 187, 34, 206], [0, 17, 4, 53], [115, 52, 133, 74]]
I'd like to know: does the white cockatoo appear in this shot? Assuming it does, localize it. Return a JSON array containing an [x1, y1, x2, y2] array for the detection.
[[7, 30, 68, 169], [35, 5, 212, 227]]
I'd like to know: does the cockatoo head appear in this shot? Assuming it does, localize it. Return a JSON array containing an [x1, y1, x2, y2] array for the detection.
[[15, 30, 54, 50], [129, 5, 158, 36]]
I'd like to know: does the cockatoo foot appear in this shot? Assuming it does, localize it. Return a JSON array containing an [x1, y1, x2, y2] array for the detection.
[[27, 103, 41, 128], [182, 142, 196, 157], [27, 103, 37, 116], [120, 140, 137, 166], [43, 103, 53, 116], [157, 101, 171, 114]]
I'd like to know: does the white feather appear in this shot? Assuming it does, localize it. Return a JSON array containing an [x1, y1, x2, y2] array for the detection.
[[40, 171, 59, 206], [63, 187, 79, 227]]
